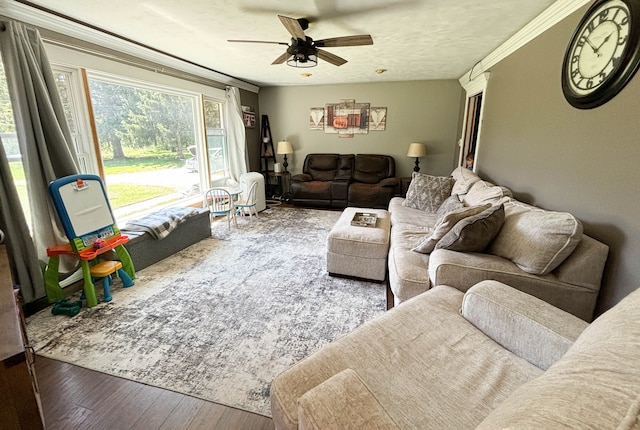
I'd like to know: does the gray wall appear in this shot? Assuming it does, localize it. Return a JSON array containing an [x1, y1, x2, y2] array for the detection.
[[239, 89, 260, 172], [477, 3, 640, 315], [258, 80, 463, 178]]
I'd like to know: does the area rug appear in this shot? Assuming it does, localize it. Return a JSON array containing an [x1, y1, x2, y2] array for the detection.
[[26, 207, 387, 416]]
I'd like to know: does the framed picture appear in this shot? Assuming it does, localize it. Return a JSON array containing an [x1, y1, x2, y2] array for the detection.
[[309, 107, 324, 130], [369, 107, 387, 131], [324, 99, 370, 136], [243, 111, 256, 128]]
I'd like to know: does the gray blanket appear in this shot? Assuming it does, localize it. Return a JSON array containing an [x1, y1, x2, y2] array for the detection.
[[124, 207, 202, 240]]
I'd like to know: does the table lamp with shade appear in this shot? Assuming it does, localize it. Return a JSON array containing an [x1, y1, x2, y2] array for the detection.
[[407, 142, 427, 172], [277, 140, 294, 172]]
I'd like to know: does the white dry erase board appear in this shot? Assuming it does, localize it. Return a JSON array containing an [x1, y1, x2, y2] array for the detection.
[[49, 174, 115, 241]]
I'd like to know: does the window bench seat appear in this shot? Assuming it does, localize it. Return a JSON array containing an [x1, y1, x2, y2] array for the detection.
[[122, 207, 210, 271]]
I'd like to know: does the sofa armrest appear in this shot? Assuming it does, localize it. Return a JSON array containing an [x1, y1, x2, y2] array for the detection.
[[334, 173, 352, 182], [462, 280, 589, 370], [291, 173, 312, 182], [428, 249, 599, 321], [378, 177, 399, 187], [298, 369, 400, 430]]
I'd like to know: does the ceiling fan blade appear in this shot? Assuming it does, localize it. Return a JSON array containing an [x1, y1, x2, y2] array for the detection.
[[228, 40, 289, 45], [272, 51, 290, 65], [317, 49, 348, 66], [315, 35, 373, 48], [278, 15, 306, 40]]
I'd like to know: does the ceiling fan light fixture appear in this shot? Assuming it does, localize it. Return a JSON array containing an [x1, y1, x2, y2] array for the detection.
[[287, 53, 317, 68], [229, 15, 371, 68]]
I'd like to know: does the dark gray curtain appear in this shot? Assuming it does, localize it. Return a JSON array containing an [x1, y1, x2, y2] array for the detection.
[[0, 136, 41, 301], [0, 20, 78, 302]]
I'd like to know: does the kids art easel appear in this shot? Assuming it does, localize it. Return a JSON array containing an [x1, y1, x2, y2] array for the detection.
[[44, 174, 135, 307]]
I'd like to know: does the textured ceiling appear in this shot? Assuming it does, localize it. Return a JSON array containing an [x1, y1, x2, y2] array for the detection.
[[8, 0, 558, 87]]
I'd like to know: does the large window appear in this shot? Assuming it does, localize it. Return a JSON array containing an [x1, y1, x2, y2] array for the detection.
[[4, 51, 230, 225], [80, 74, 222, 220]]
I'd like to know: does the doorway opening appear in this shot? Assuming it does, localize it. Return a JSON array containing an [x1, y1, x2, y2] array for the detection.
[[460, 92, 483, 171]]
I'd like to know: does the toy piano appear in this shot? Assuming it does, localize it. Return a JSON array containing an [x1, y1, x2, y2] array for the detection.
[[44, 174, 135, 307]]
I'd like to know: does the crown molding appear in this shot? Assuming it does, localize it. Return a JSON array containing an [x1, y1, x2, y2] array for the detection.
[[0, 1, 260, 93], [460, 72, 490, 95], [459, 0, 591, 91]]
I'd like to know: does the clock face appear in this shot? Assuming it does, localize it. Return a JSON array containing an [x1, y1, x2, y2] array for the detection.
[[562, 0, 640, 109], [567, 0, 630, 95]]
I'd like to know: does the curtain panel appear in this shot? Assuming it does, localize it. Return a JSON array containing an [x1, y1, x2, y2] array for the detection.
[[225, 86, 248, 182], [0, 21, 79, 302]]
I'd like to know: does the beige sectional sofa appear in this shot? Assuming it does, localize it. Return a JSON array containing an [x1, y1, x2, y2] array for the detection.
[[388, 167, 609, 321], [270, 280, 640, 429]]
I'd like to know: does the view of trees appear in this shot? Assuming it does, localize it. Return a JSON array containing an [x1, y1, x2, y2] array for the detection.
[[88, 80, 196, 160], [0, 61, 18, 155]]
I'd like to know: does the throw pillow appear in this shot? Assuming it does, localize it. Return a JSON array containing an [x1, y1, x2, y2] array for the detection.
[[487, 200, 583, 275], [402, 173, 455, 213], [434, 204, 505, 252], [450, 166, 481, 196], [461, 180, 513, 207], [412, 204, 490, 254], [435, 194, 464, 219]]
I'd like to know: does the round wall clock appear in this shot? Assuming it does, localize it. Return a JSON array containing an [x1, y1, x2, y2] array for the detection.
[[562, 0, 640, 109]]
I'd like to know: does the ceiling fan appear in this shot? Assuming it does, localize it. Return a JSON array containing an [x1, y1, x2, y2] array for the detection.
[[228, 15, 373, 67]]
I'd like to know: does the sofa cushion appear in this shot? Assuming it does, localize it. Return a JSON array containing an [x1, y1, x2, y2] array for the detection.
[[461, 180, 512, 207], [306, 154, 340, 181], [462, 281, 588, 371], [412, 204, 490, 254], [476, 287, 640, 430], [291, 181, 333, 200], [434, 204, 505, 253], [353, 155, 394, 184], [388, 197, 437, 229], [388, 226, 432, 303], [488, 200, 583, 275], [435, 194, 464, 218], [403, 173, 455, 213], [450, 166, 482, 195], [348, 182, 397, 209]]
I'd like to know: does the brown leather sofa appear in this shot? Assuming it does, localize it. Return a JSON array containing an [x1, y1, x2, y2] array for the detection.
[[291, 153, 397, 209]]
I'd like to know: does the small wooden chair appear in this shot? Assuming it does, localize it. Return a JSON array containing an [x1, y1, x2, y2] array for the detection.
[[235, 181, 259, 224], [205, 188, 237, 230]]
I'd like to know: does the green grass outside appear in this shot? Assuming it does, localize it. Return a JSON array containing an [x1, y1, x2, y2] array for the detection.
[[102, 151, 187, 208], [106, 183, 176, 209], [9, 150, 187, 177], [102, 148, 188, 175], [9, 161, 25, 180], [8, 149, 189, 211], [9, 175, 174, 211]]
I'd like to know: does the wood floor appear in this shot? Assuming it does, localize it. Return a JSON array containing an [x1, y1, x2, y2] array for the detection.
[[36, 356, 275, 430]]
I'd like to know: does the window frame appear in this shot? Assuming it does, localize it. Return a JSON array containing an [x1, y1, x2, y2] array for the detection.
[[202, 95, 230, 187], [51, 64, 99, 175]]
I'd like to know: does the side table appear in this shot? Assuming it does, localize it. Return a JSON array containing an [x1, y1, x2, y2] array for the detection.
[[269, 171, 291, 202], [400, 177, 412, 197]]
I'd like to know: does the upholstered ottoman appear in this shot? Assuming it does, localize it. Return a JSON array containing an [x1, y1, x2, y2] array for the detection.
[[327, 207, 391, 282]]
